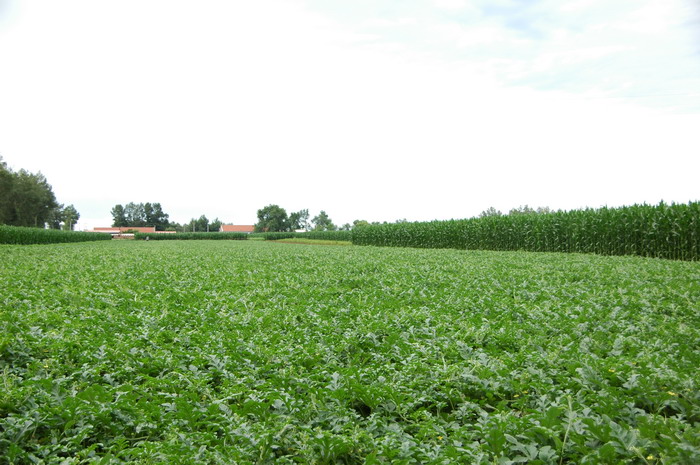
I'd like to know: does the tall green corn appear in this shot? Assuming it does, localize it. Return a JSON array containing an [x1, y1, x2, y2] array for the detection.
[[351, 201, 700, 261], [0, 225, 112, 245]]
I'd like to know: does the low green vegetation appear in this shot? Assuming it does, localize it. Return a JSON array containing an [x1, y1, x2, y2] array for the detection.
[[250, 231, 298, 240], [304, 231, 353, 242], [0, 225, 111, 245], [133, 232, 248, 241], [275, 238, 352, 246], [1, 241, 698, 463], [252, 231, 352, 242], [352, 201, 700, 261]]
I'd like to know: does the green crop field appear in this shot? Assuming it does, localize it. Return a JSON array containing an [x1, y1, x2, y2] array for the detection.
[[1, 241, 699, 464]]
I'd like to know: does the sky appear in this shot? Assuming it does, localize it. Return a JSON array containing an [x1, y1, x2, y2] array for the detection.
[[0, 0, 698, 230]]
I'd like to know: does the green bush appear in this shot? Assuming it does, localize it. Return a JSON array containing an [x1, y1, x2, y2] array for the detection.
[[0, 225, 112, 245]]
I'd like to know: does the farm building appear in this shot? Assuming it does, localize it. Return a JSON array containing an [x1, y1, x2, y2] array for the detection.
[[220, 225, 255, 233]]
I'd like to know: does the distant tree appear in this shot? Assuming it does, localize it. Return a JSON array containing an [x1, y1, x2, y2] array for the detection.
[[0, 157, 14, 224], [508, 205, 552, 215], [50, 204, 80, 230], [339, 223, 352, 231], [111, 204, 128, 227], [312, 210, 336, 231], [508, 205, 537, 216], [9, 169, 59, 227], [111, 202, 170, 229], [289, 211, 301, 230], [143, 203, 155, 226], [255, 204, 289, 232], [480, 207, 503, 218], [289, 209, 310, 231], [353, 220, 370, 228], [209, 217, 222, 232], [124, 202, 146, 226], [194, 215, 209, 232], [0, 157, 80, 228], [60, 205, 80, 230], [147, 203, 169, 230], [47, 204, 64, 229]]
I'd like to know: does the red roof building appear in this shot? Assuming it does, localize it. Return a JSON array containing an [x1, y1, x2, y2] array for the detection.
[[220, 225, 255, 233]]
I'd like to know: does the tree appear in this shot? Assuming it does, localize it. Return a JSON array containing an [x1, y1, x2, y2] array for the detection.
[[146, 203, 169, 230], [111, 204, 128, 227], [480, 207, 503, 218], [339, 223, 352, 231], [312, 210, 336, 231], [0, 157, 14, 224], [183, 215, 221, 232], [111, 202, 170, 229], [353, 220, 370, 228], [0, 157, 76, 228], [289, 209, 310, 231], [508, 205, 551, 216], [61, 205, 80, 230], [8, 169, 59, 227], [143, 203, 155, 226], [209, 217, 222, 232], [47, 204, 64, 230], [508, 205, 536, 216], [124, 202, 146, 226], [46, 204, 80, 230], [194, 215, 209, 232], [255, 204, 289, 232]]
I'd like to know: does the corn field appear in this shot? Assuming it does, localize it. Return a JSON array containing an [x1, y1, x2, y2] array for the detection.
[[352, 201, 700, 261], [0, 225, 112, 245]]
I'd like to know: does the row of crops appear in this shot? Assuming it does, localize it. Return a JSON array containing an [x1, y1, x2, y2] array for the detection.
[[251, 230, 353, 241], [0, 225, 112, 245], [352, 201, 700, 261], [0, 226, 353, 244], [133, 231, 353, 241], [133, 232, 249, 241]]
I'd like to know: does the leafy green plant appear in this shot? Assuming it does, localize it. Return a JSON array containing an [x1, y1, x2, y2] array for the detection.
[[1, 241, 698, 463]]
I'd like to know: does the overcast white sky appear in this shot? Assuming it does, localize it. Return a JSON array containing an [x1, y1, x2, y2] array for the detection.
[[1, 0, 698, 230]]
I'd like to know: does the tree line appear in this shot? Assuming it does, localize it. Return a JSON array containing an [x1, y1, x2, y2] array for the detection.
[[108, 201, 556, 234], [480, 205, 552, 217], [110, 203, 224, 232], [255, 205, 356, 232], [0, 157, 80, 230]]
